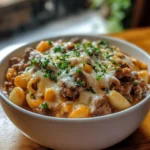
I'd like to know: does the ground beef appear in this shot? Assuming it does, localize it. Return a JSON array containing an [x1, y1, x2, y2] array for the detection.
[[4, 81, 14, 93], [131, 81, 148, 100], [65, 42, 75, 51], [91, 96, 112, 116], [59, 82, 82, 100], [115, 67, 131, 79], [74, 72, 88, 88], [113, 69, 148, 103], [10, 57, 20, 66], [23, 47, 33, 63], [33, 107, 49, 115]]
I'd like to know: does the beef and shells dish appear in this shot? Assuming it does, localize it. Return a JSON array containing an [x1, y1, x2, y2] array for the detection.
[[3, 39, 150, 118]]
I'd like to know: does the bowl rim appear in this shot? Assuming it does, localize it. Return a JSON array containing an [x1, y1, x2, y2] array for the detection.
[[0, 34, 150, 122]]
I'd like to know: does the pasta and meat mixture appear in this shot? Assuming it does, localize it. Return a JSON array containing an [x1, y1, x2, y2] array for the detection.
[[3, 38, 150, 118]]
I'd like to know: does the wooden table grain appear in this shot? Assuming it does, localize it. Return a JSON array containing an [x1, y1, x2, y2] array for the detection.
[[0, 27, 150, 150]]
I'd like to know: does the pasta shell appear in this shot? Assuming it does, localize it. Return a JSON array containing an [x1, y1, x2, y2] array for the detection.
[[108, 90, 131, 110], [9, 87, 25, 106], [26, 94, 43, 109], [68, 104, 90, 118], [27, 76, 40, 94], [138, 70, 149, 83]]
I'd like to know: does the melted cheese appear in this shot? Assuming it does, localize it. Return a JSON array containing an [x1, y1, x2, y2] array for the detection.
[[12, 39, 146, 117]]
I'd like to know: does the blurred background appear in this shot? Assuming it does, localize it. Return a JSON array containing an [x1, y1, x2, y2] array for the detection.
[[0, 0, 150, 49]]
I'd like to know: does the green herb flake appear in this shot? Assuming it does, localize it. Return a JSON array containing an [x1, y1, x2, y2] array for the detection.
[[75, 43, 80, 49], [105, 88, 110, 93], [65, 69, 69, 74], [53, 45, 64, 53], [76, 68, 82, 75], [73, 50, 80, 57], [86, 86, 96, 94], [87, 42, 93, 48], [109, 47, 114, 51], [105, 51, 111, 59], [82, 43, 87, 49], [133, 80, 139, 86], [84, 49, 93, 56], [96, 74, 104, 80], [48, 40, 52, 45], [30, 58, 36, 66], [57, 60, 70, 70], [99, 40, 109, 48], [57, 71, 62, 76], [76, 81, 85, 86], [43, 73, 50, 78], [44, 58, 50, 67], [41, 102, 48, 109]]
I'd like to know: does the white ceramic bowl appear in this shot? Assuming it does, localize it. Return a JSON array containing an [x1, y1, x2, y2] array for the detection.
[[0, 35, 150, 150]]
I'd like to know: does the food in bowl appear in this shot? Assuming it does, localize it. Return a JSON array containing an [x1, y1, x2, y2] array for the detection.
[[3, 39, 150, 118]]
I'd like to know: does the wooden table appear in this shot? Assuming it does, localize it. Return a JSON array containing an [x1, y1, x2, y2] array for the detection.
[[0, 27, 150, 150]]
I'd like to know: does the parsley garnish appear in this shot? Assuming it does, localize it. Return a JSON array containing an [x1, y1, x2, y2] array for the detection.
[[133, 80, 139, 86], [86, 86, 96, 94], [75, 43, 80, 49], [99, 40, 109, 48], [53, 46, 64, 53], [43, 69, 57, 82], [96, 74, 104, 80], [105, 88, 110, 93], [41, 102, 48, 109], [87, 42, 93, 48], [57, 60, 69, 70], [57, 71, 62, 76], [84, 49, 93, 56], [73, 50, 80, 57], [76, 68, 82, 75], [104, 51, 111, 59], [30, 58, 36, 66], [82, 43, 87, 49], [76, 81, 85, 86], [48, 40, 52, 45]]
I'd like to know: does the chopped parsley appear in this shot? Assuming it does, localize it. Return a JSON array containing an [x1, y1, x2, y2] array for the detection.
[[95, 47, 101, 54], [43, 69, 57, 82], [133, 80, 139, 86], [57, 71, 62, 76], [57, 60, 70, 70], [43, 73, 57, 82], [75, 43, 80, 49], [86, 86, 96, 94], [48, 40, 52, 45], [84, 49, 93, 56], [43, 58, 50, 66], [104, 51, 111, 59], [76, 68, 82, 75], [65, 69, 69, 74], [96, 74, 104, 80], [30, 58, 36, 66], [87, 42, 94, 48], [105, 88, 110, 93], [53, 45, 64, 53], [82, 43, 87, 49], [76, 81, 85, 86], [41, 102, 48, 109], [73, 50, 80, 57], [99, 40, 109, 48]]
